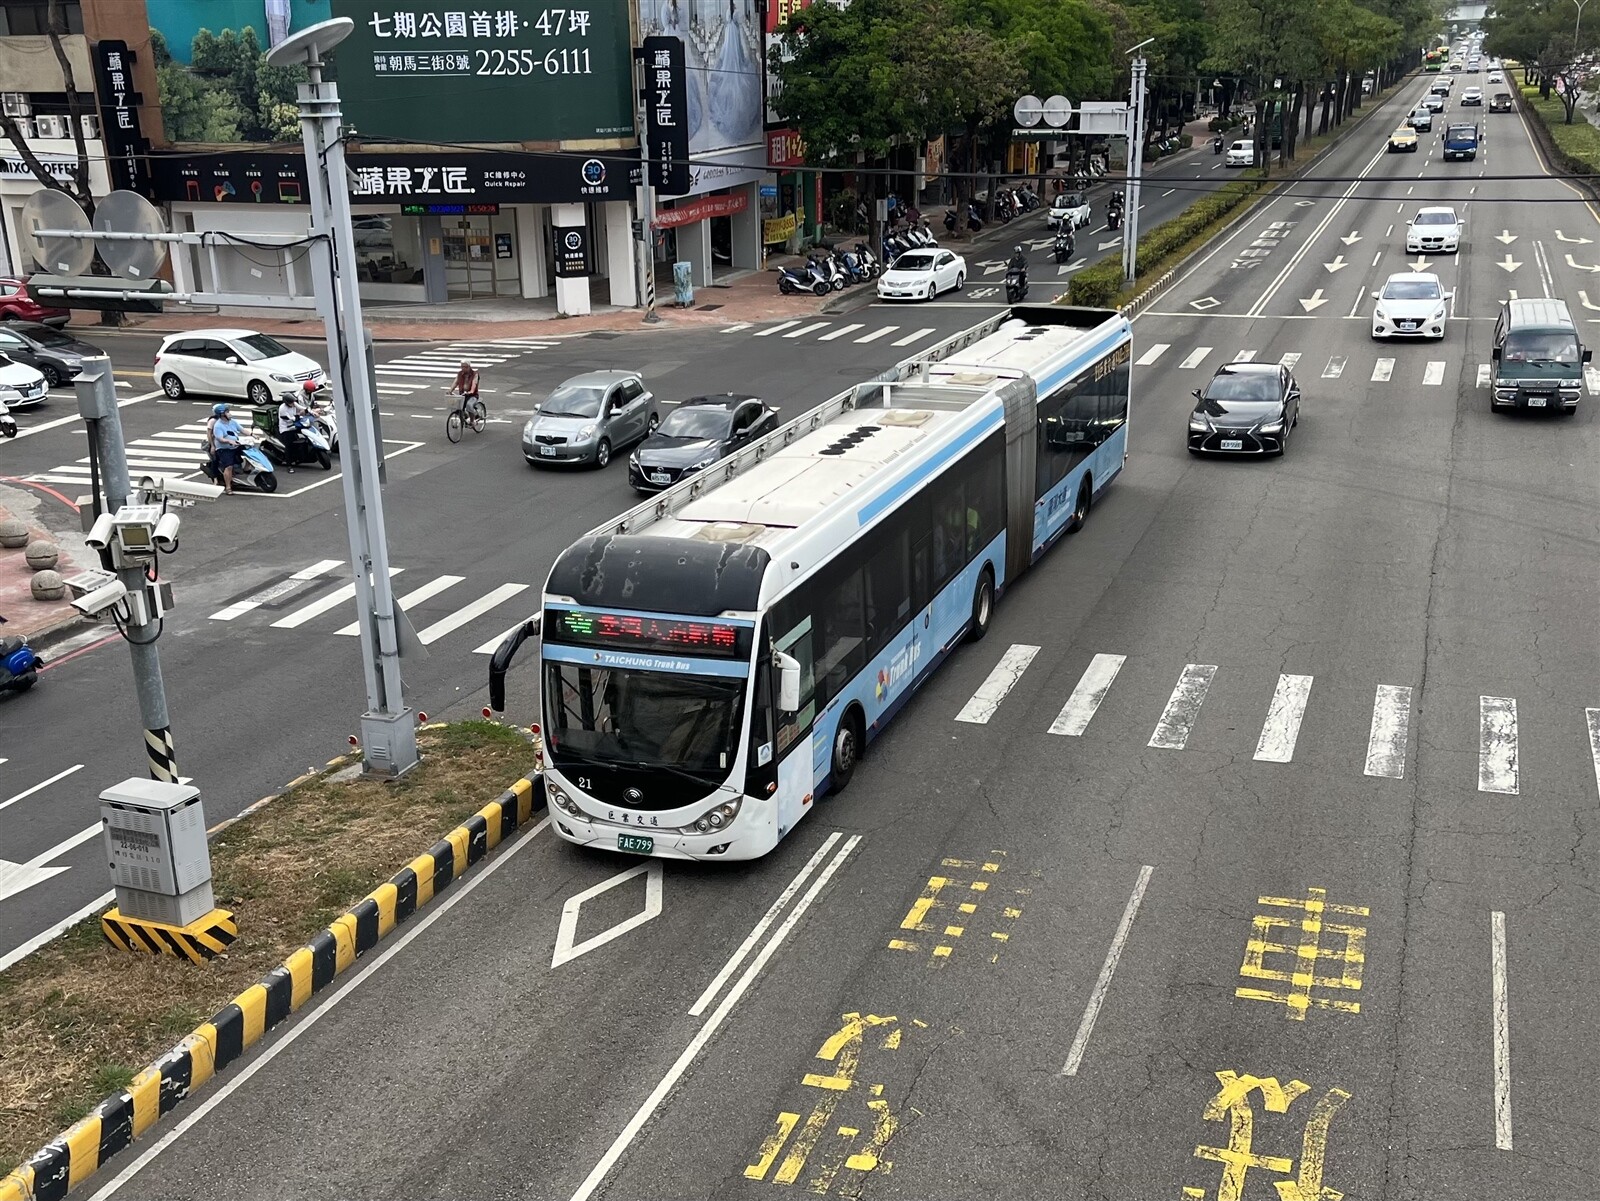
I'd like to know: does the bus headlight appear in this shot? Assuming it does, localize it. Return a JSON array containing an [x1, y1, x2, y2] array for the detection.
[[686, 797, 742, 834], [547, 782, 588, 820]]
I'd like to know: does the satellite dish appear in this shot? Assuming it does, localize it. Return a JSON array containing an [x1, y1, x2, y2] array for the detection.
[[93, 190, 169, 279], [1043, 95, 1074, 128], [1013, 95, 1044, 127], [264, 16, 354, 68], [18, 191, 93, 276]]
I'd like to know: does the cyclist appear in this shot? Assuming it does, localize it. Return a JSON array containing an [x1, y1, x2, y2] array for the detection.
[[448, 361, 480, 422]]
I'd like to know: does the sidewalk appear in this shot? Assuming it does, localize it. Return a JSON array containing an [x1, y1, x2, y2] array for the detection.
[[0, 486, 87, 647]]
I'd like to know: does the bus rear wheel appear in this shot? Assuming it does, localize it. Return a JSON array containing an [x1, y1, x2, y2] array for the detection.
[[829, 707, 864, 794], [1066, 478, 1091, 533], [967, 568, 995, 642]]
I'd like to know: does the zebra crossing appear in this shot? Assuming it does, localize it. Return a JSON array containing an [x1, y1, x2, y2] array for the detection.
[[23, 421, 209, 488], [1134, 344, 1600, 393], [370, 336, 565, 398], [723, 319, 941, 348], [954, 642, 1600, 794], [208, 559, 533, 654]]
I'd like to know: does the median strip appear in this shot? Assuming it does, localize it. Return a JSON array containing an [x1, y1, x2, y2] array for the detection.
[[0, 721, 544, 1199]]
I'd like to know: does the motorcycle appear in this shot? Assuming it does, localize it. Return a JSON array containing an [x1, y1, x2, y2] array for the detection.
[[297, 384, 340, 454], [1004, 264, 1029, 305], [1018, 185, 1041, 211], [839, 250, 871, 285], [201, 434, 279, 493], [777, 261, 829, 297], [1213, 134, 1225, 154], [260, 402, 334, 471], [853, 242, 882, 278], [1052, 230, 1076, 263], [814, 251, 848, 292], [967, 203, 983, 234], [0, 615, 43, 694], [0, 399, 14, 440], [943, 208, 959, 236], [1108, 206, 1124, 232]]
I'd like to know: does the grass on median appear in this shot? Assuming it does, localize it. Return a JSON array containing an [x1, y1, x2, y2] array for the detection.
[[0, 720, 540, 1175], [1518, 83, 1600, 174]]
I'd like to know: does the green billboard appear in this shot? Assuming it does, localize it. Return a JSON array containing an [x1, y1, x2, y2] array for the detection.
[[330, 1, 636, 142]]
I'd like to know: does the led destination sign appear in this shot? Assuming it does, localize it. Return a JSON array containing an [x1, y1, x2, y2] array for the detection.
[[547, 609, 751, 659]]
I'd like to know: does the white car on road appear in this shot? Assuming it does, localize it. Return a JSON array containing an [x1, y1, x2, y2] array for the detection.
[[1225, 140, 1257, 166], [1371, 272, 1452, 340], [1045, 194, 1091, 230], [1406, 206, 1463, 253], [1462, 86, 1484, 105], [155, 329, 326, 406], [0, 352, 48, 409], [876, 248, 967, 301]]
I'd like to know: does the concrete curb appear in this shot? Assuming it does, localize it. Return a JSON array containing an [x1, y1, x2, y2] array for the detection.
[[0, 772, 545, 1201]]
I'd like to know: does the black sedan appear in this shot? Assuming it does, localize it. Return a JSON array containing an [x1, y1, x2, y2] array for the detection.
[[628, 394, 778, 492], [1187, 362, 1300, 457], [0, 322, 101, 388]]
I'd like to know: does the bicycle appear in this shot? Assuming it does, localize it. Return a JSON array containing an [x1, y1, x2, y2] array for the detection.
[[445, 391, 487, 443]]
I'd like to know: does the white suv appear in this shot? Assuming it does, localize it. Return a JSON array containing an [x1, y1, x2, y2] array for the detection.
[[155, 330, 325, 406]]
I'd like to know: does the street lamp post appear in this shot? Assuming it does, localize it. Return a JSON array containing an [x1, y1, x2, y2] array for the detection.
[[1121, 39, 1154, 285], [1576, 0, 1591, 46]]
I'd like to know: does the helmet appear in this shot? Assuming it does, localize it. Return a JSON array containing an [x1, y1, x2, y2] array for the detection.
[[212, 403, 229, 416], [1014, 245, 1024, 257], [302, 379, 319, 394]]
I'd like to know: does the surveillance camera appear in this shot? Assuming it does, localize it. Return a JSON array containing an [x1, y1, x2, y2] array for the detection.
[[85, 513, 115, 551], [137, 475, 223, 503], [63, 568, 117, 601], [152, 512, 180, 551], [70, 579, 128, 618]]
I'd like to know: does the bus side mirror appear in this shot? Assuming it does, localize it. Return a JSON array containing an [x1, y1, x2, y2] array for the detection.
[[1585, 348, 1593, 363], [776, 651, 801, 712], [1491, 347, 1501, 361]]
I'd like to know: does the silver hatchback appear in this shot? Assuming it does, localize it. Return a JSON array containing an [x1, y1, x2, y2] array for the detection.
[[522, 370, 659, 468]]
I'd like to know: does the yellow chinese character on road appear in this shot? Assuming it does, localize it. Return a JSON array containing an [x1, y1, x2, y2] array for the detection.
[[887, 852, 1024, 966], [1188, 1070, 1351, 1201], [1235, 886, 1368, 1020], [745, 1012, 926, 1193]]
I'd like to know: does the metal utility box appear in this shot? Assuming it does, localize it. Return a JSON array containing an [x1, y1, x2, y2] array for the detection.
[[100, 777, 215, 927]]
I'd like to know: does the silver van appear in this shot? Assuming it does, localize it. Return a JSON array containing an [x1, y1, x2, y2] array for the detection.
[[1490, 298, 1591, 413]]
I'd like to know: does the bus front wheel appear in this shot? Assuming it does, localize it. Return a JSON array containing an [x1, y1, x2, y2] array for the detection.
[[968, 568, 995, 642], [830, 708, 864, 793]]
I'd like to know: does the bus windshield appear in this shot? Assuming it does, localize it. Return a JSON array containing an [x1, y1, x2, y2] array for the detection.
[[543, 661, 747, 777]]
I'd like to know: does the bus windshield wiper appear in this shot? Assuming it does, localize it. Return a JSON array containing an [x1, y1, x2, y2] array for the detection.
[[613, 758, 735, 789]]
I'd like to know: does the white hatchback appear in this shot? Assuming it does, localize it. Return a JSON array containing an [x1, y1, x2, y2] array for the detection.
[[1371, 272, 1452, 340], [876, 248, 967, 301], [0, 353, 48, 408], [155, 329, 326, 407]]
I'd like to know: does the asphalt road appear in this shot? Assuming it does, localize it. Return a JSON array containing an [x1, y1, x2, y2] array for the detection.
[[28, 74, 1600, 1200], [0, 135, 1225, 967]]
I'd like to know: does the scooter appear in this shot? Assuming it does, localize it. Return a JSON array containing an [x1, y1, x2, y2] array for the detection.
[[839, 250, 870, 285], [1108, 206, 1124, 232], [777, 262, 829, 297], [0, 399, 14, 440], [1213, 134, 1225, 154], [1005, 265, 1029, 304], [853, 242, 882, 278], [943, 208, 959, 236], [1052, 230, 1076, 263], [967, 203, 984, 233], [297, 384, 340, 454], [0, 615, 43, 694], [201, 434, 279, 493], [261, 405, 334, 471]]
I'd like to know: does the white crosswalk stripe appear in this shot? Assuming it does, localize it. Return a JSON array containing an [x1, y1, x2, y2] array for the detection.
[[1254, 674, 1314, 763], [1365, 685, 1413, 778], [1278, 352, 1301, 371], [27, 422, 209, 485], [1477, 363, 1492, 388], [1479, 696, 1519, 794], [1149, 664, 1217, 749], [1049, 653, 1126, 736], [271, 569, 403, 630], [955, 644, 1040, 724], [891, 327, 937, 347], [335, 575, 463, 636], [1323, 356, 1346, 379], [1178, 347, 1212, 370], [784, 321, 831, 338], [1423, 361, 1446, 386], [818, 324, 865, 341], [1135, 343, 1169, 367], [855, 326, 899, 343], [1372, 358, 1394, 382], [415, 582, 529, 645], [754, 320, 802, 337], [1234, 350, 1257, 362]]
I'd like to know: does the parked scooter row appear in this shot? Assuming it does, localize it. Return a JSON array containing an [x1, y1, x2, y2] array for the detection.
[[775, 242, 884, 295], [882, 221, 936, 264], [945, 204, 984, 235]]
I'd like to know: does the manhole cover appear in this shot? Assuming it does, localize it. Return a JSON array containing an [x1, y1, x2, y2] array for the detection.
[[696, 303, 723, 312]]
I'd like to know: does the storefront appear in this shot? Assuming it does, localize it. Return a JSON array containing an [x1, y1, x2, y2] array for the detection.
[[655, 155, 765, 288], [761, 127, 818, 254], [147, 149, 643, 316]]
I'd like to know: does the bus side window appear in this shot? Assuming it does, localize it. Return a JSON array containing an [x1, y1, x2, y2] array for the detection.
[[932, 479, 966, 587], [817, 567, 867, 701], [866, 526, 911, 658], [775, 620, 816, 753], [966, 450, 1003, 559], [748, 655, 775, 767]]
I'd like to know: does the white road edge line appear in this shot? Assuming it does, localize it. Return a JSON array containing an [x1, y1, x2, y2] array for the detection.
[[0, 764, 84, 814], [1491, 909, 1513, 1151], [568, 834, 862, 1201], [85, 817, 552, 1201], [688, 832, 841, 1017], [1061, 865, 1155, 1076]]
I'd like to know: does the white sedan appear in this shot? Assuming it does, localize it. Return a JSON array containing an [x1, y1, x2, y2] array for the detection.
[[1406, 206, 1462, 254], [1371, 272, 1451, 340], [1225, 140, 1257, 167], [876, 248, 967, 301], [0, 352, 48, 409], [154, 328, 326, 406]]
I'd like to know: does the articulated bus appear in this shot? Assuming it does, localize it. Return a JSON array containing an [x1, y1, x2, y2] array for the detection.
[[490, 305, 1133, 862]]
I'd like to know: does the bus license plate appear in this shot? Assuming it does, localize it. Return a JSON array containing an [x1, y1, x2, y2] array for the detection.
[[1528, 395, 1548, 407], [1221, 439, 1243, 450], [539, 445, 557, 456], [618, 833, 654, 854]]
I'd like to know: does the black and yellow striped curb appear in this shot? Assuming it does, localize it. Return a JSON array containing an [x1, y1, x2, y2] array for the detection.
[[1, 774, 543, 1201], [101, 909, 239, 962]]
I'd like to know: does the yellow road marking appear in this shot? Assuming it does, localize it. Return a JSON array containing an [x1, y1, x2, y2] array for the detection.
[[745, 1112, 799, 1181]]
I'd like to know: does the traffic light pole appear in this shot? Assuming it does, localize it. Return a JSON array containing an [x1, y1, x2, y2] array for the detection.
[[279, 33, 418, 776]]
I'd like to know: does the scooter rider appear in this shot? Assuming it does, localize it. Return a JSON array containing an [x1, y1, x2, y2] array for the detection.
[[209, 403, 243, 495], [1008, 243, 1028, 279], [277, 388, 311, 466]]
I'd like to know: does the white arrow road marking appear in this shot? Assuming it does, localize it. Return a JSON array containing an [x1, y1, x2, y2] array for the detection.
[[1410, 256, 1429, 271], [1498, 255, 1522, 272], [1135, 344, 1169, 366], [1556, 230, 1594, 243], [1579, 290, 1600, 311], [1423, 361, 1446, 386], [978, 260, 1008, 276], [1495, 230, 1518, 244], [1178, 346, 1212, 369], [1028, 237, 1057, 251], [1372, 358, 1394, 383], [1323, 356, 1346, 379], [1477, 363, 1491, 387], [0, 822, 102, 904], [552, 862, 665, 968], [1300, 289, 1329, 312], [1324, 256, 1348, 273], [1056, 258, 1088, 276], [1340, 230, 1363, 245], [1099, 238, 1123, 250], [1564, 254, 1600, 272]]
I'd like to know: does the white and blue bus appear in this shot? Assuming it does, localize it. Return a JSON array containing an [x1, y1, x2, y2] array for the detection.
[[490, 305, 1132, 861]]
